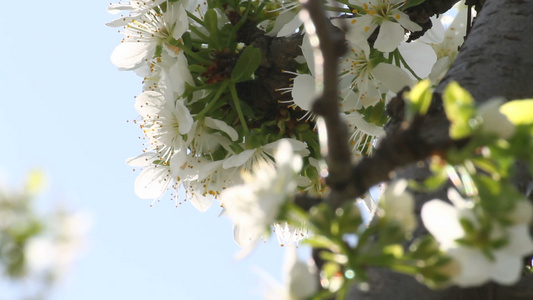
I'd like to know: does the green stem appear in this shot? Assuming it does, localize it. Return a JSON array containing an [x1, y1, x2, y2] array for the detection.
[[187, 11, 204, 26], [256, 1, 266, 14], [174, 41, 211, 65], [229, 82, 250, 134], [232, 0, 251, 34], [188, 26, 212, 44], [197, 80, 230, 117]]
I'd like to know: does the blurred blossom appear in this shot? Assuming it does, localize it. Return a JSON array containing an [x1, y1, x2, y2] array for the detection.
[[477, 98, 516, 139], [422, 189, 533, 287], [220, 140, 303, 258], [0, 170, 90, 298], [263, 246, 317, 300], [378, 179, 417, 232]]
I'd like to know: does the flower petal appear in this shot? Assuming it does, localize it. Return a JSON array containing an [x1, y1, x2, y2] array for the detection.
[[421, 199, 464, 249], [373, 63, 414, 93], [394, 11, 422, 32], [223, 150, 255, 169], [398, 42, 437, 79], [134, 165, 171, 199], [292, 74, 316, 111], [491, 251, 522, 285], [374, 21, 404, 53], [111, 42, 155, 70], [205, 117, 239, 141]]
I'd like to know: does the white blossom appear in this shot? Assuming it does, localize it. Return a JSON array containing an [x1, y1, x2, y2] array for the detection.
[[347, 0, 422, 53], [220, 140, 303, 256], [422, 189, 533, 287], [339, 41, 413, 107], [343, 111, 384, 157], [109, 1, 189, 70], [135, 91, 193, 160], [379, 179, 417, 232], [428, 9, 468, 83], [263, 246, 317, 300]]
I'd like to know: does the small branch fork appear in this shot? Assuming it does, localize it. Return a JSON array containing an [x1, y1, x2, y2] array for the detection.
[[300, 0, 461, 209]]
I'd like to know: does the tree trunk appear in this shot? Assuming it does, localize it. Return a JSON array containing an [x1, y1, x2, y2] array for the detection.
[[349, 0, 533, 298]]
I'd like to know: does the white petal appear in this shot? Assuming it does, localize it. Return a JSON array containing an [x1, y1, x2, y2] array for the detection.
[[449, 247, 491, 287], [134, 166, 171, 199], [126, 152, 158, 167], [292, 74, 316, 111], [170, 3, 188, 40], [273, 140, 303, 172], [505, 225, 533, 256], [174, 100, 193, 135], [373, 63, 414, 93], [429, 57, 451, 83], [232, 225, 260, 260], [345, 111, 384, 137], [398, 42, 437, 78], [278, 12, 303, 37], [284, 246, 317, 298], [189, 194, 213, 212], [223, 150, 255, 169], [349, 15, 376, 39], [419, 17, 445, 44], [167, 54, 193, 96], [135, 91, 164, 115], [374, 21, 404, 53], [491, 251, 522, 285], [233, 225, 258, 248], [267, 10, 297, 37], [264, 139, 309, 157], [169, 150, 188, 175], [421, 200, 463, 249], [300, 34, 315, 77], [204, 117, 239, 141], [110, 42, 155, 70], [394, 11, 422, 32], [106, 16, 136, 27]]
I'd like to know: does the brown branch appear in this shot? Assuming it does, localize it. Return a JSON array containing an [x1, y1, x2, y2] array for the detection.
[[302, 0, 350, 209]]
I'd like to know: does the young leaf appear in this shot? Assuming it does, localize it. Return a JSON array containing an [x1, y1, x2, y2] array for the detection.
[[231, 45, 261, 83], [500, 99, 533, 125], [443, 82, 476, 139], [407, 79, 432, 120]]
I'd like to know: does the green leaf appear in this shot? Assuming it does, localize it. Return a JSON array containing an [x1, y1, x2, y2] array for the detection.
[[443, 82, 476, 139], [408, 79, 432, 118], [231, 45, 262, 83], [500, 99, 533, 125], [383, 244, 404, 258]]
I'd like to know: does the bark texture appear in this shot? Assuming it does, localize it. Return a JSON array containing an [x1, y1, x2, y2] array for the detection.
[[348, 0, 533, 299]]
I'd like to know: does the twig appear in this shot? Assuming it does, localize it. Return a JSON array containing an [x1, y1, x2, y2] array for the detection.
[[301, 0, 350, 209]]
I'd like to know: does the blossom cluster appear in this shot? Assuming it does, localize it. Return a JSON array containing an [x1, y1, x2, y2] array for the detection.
[[109, 0, 460, 211], [107, 0, 533, 295], [423, 189, 533, 287]]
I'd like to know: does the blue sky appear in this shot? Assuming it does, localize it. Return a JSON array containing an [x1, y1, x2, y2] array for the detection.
[[0, 1, 287, 299]]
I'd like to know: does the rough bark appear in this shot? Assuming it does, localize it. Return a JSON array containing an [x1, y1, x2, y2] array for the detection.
[[348, 0, 533, 299]]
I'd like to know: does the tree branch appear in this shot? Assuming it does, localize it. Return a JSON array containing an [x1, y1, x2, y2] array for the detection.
[[302, 0, 351, 209]]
